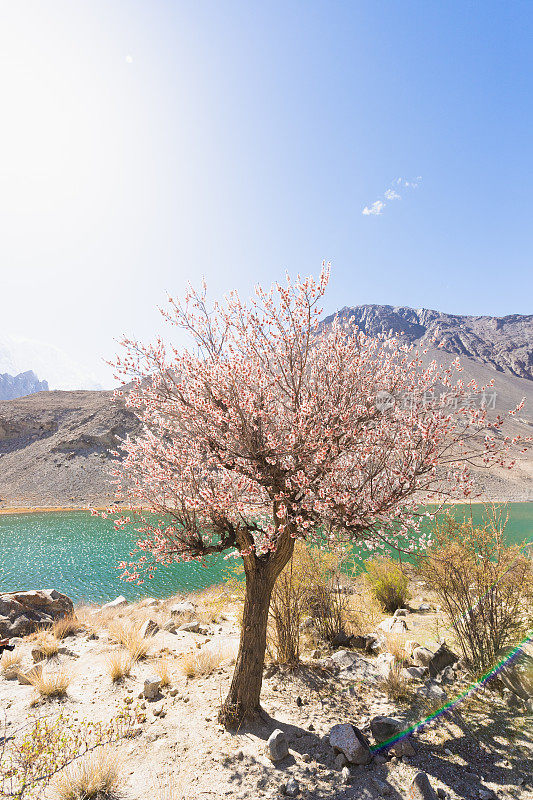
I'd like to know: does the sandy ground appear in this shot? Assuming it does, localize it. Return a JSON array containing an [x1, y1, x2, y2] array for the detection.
[[0, 584, 531, 800]]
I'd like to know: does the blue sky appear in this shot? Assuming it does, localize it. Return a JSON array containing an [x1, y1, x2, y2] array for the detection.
[[0, 1, 531, 386]]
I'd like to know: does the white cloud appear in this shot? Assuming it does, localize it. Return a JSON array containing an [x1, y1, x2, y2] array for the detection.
[[384, 188, 401, 201], [362, 176, 422, 217], [362, 200, 386, 216]]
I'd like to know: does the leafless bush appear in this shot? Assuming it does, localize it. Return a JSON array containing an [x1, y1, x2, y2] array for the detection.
[[418, 509, 533, 673]]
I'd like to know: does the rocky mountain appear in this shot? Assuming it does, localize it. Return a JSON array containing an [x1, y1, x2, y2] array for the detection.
[[323, 306, 533, 381], [0, 303, 531, 507], [0, 370, 49, 401]]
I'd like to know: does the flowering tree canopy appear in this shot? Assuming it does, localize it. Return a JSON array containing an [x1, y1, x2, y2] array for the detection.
[[108, 266, 523, 721]]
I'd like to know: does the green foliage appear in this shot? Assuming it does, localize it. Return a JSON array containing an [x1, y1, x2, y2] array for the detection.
[[365, 556, 410, 613], [0, 702, 144, 799]]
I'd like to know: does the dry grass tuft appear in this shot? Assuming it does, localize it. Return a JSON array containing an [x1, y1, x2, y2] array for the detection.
[[29, 667, 70, 701], [0, 648, 23, 678], [180, 645, 232, 679], [106, 622, 150, 662], [384, 633, 410, 665], [380, 662, 413, 703], [155, 658, 172, 687], [106, 651, 132, 683], [51, 748, 122, 800], [32, 635, 61, 660], [52, 615, 84, 640]]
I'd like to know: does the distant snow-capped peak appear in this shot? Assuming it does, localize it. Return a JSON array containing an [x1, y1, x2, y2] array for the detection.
[[0, 335, 104, 391]]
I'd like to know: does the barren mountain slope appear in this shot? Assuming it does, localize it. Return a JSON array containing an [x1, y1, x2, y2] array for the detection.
[[0, 390, 141, 507]]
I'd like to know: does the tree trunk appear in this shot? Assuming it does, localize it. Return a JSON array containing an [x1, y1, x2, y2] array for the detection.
[[220, 564, 275, 725]]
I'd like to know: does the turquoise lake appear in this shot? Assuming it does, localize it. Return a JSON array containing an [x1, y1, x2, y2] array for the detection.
[[0, 504, 532, 604]]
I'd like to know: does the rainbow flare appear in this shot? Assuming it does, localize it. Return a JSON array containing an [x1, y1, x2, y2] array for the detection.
[[370, 630, 532, 752]]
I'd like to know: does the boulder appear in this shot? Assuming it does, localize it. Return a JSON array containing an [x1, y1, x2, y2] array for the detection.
[[331, 631, 353, 648], [143, 676, 162, 700], [440, 666, 455, 684], [393, 608, 409, 617], [329, 723, 372, 765], [404, 640, 421, 657], [141, 598, 159, 608], [407, 771, 438, 800], [390, 737, 417, 757], [0, 590, 74, 638], [266, 729, 289, 761], [162, 620, 178, 633], [375, 653, 396, 679], [170, 601, 196, 617], [498, 642, 533, 700], [284, 777, 299, 797], [416, 681, 447, 701], [377, 617, 408, 634], [177, 622, 200, 633], [101, 595, 128, 611], [428, 644, 457, 678], [402, 666, 426, 681], [370, 715, 403, 744], [329, 650, 359, 671], [418, 603, 432, 613], [139, 619, 159, 638], [412, 646, 434, 667]]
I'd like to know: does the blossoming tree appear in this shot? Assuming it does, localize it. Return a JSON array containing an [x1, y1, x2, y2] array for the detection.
[[110, 266, 523, 724]]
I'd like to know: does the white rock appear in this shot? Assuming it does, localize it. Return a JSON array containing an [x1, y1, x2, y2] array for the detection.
[[101, 595, 128, 610], [266, 729, 289, 761], [412, 646, 434, 667], [170, 601, 196, 616]]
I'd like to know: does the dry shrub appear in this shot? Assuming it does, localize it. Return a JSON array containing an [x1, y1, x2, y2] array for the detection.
[[51, 748, 121, 800], [365, 557, 410, 613], [52, 615, 84, 640], [106, 651, 132, 683], [106, 622, 150, 662], [384, 633, 410, 665], [180, 645, 231, 678], [32, 635, 60, 660], [29, 668, 70, 701], [155, 659, 172, 687], [380, 662, 413, 703], [1, 648, 23, 678], [418, 509, 533, 674]]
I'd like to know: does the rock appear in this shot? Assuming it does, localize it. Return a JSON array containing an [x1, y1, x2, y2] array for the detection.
[[139, 619, 159, 638], [329, 650, 359, 670], [375, 653, 396, 679], [370, 715, 403, 744], [404, 640, 421, 657], [407, 772, 439, 800], [436, 789, 447, 799], [17, 664, 43, 685], [403, 666, 426, 681], [334, 752, 348, 769], [341, 766, 351, 784], [162, 620, 177, 632], [440, 666, 455, 684], [479, 791, 492, 800], [412, 646, 434, 667], [428, 644, 457, 678], [143, 676, 162, 700], [284, 777, 299, 797], [170, 601, 196, 617], [177, 622, 200, 633], [141, 598, 159, 608], [377, 617, 408, 633], [266, 729, 289, 762], [0, 590, 74, 638], [418, 603, 432, 613], [101, 595, 128, 611], [329, 723, 372, 765], [417, 682, 447, 701], [390, 737, 417, 757], [331, 631, 353, 648], [393, 608, 409, 617]]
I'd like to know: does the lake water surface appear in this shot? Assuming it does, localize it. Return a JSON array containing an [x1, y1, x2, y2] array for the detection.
[[0, 503, 531, 604]]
